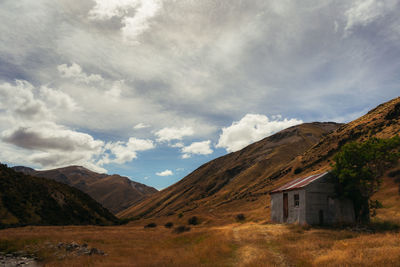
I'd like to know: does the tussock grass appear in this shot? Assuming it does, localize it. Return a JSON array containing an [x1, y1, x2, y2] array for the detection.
[[1, 221, 400, 266]]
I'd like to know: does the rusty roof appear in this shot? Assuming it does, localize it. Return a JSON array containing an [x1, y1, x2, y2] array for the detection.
[[270, 172, 329, 194]]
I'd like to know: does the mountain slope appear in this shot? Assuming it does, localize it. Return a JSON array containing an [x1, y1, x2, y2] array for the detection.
[[119, 122, 340, 219], [0, 163, 119, 228], [13, 166, 158, 214], [120, 97, 400, 222]]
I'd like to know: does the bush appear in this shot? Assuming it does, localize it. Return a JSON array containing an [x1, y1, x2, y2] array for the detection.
[[236, 214, 245, 222], [164, 222, 173, 228], [173, 225, 191, 234], [294, 167, 303, 174], [188, 216, 199, 225], [144, 223, 157, 228], [178, 213, 183, 218]]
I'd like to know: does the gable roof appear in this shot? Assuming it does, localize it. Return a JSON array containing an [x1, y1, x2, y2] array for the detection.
[[270, 172, 329, 194]]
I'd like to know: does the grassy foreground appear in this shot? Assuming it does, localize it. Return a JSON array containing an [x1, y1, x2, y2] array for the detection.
[[1, 221, 400, 267]]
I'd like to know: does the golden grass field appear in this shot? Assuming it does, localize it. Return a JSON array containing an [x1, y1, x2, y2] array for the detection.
[[1, 175, 399, 266], [1, 217, 399, 267]]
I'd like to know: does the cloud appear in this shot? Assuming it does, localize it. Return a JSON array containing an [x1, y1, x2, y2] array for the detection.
[[181, 140, 213, 159], [1, 122, 107, 173], [170, 142, 184, 148], [89, 0, 162, 42], [105, 80, 124, 99], [156, 169, 173, 176], [39, 86, 78, 111], [155, 126, 194, 142], [216, 114, 303, 153], [133, 122, 150, 129], [100, 137, 155, 165], [0, 80, 49, 121], [57, 63, 103, 83], [344, 0, 398, 36], [1, 123, 104, 152]]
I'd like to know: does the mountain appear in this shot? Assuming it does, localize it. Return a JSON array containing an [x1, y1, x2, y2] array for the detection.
[[118, 121, 341, 219], [0, 163, 119, 228], [12, 166, 158, 214], [119, 97, 400, 221]]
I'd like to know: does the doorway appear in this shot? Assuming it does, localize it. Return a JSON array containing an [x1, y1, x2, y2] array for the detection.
[[319, 210, 324, 225], [283, 193, 288, 221]]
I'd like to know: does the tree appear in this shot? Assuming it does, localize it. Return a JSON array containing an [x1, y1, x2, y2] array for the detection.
[[332, 136, 400, 224]]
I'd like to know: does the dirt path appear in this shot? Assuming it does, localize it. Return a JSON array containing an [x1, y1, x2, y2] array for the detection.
[[221, 223, 292, 267]]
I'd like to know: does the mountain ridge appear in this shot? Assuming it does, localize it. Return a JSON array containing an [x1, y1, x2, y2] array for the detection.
[[0, 163, 119, 228], [119, 97, 400, 221], [12, 165, 158, 214]]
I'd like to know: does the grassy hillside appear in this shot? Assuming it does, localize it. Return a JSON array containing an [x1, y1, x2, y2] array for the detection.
[[0, 164, 120, 228], [119, 97, 400, 223], [119, 122, 340, 220], [13, 165, 158, 214]]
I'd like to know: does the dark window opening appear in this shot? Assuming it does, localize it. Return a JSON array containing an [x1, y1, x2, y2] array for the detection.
[[294, 194, 299, 207]]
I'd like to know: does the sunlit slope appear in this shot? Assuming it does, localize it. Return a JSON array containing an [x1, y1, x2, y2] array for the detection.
[[119, 122, 340, 219]]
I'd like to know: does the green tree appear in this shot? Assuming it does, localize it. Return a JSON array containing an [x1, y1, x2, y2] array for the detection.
[[332, 136, 400, 224]]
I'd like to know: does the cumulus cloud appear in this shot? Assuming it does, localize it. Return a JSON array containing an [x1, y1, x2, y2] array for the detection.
[[156, 169, 173, 176], [1, 122, 107, 172], [39, 86, 78, 111], [155, 126, 194, 142], [181, 140, 213, 159], [100, 137, 155, 165], [0, 80, 49, 121], [57, 63, 103, 83], [2, 123, 104, 152], [216, 114, 303, 153]]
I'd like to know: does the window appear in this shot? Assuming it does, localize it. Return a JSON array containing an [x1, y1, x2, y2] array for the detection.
[[294, 194, 299, 207]]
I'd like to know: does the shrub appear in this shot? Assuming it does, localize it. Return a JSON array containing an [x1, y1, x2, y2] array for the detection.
[[164, 222, 173, 228], [178, 213, 183, 218], [173, 225, 190, 234], [236, 214, 245, 222], [294, 167, 303, 174], [188, 216, 199, 225], [144, 223, 157, 228]]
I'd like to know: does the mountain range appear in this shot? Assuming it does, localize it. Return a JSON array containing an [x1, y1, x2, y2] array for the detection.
[[0, 164, 119, 228], [12, 165, 157, 214]]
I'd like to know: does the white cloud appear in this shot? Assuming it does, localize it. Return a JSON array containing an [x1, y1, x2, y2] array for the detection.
[[1, 122, 107, 173], [181, 140, 213, 159], [216, 114, 303, 153], [57, 63, 103, 83], [105, 80, 124, 99], [0, 80, 155, 172], [89, 0, 162, 42], [133, 122, 150, 129], [100, 137, 155, 165], [155, 126, 194, 142], [0, 80, 50, 121], [170, 142, 184, 148], [344, 0, 397, 36], [39, 86, 78, 111], [156, 169, 173, 176]]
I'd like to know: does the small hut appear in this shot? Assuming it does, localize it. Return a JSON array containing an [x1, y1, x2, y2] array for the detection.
[[270, 172, 355, 225]]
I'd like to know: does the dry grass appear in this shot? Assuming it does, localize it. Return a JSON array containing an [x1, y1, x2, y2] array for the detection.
[[1, 220, 400, 266]]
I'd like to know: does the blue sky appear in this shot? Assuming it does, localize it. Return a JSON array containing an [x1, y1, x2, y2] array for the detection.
[[0, 0, 399, 190]]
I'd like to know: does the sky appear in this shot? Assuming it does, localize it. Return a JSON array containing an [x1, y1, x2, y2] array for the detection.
[[0, 0, 399, 190]]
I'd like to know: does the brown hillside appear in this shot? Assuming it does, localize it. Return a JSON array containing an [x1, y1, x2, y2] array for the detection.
[[118, 122, 340, 220], [12, 166, 158, 214], [120, 97, 400, 222]]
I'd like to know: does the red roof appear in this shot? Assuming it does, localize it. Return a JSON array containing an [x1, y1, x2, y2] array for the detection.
[[270, 172, 328, 194]]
